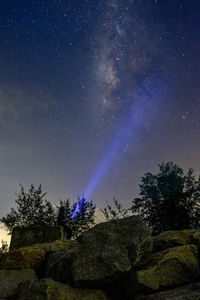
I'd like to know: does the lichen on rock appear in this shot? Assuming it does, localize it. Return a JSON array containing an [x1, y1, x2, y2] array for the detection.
[[71, 216, 152, 288], [44, 241, 79, 284], [136, 244, 199, 291], [10, 226, 64, 250], [18, 278, 109, 300], [30, 239, 76, 254], [152, 229, 198, 252], [0, 269, 37, 299], [0, 247, 45, 271], [135, 281, 200, 299], [2, 219, 200, 300]]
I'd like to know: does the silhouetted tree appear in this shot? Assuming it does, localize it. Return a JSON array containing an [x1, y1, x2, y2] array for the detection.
[[131, 161, 200, 235], [56, 197, 96, 239], [101, 197, 130, 221], [1, 184, 56, 233]]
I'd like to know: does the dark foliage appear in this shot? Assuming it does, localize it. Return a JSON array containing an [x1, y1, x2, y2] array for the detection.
[[101, 197, 130, 221], [1, 184, 56, 233], [131, 161, 200, 235], [56, 197, 96, 239], [0, 240, 9, 254]]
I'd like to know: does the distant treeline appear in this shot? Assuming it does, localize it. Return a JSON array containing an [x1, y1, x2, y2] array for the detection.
[[1, 161, 200, 239]]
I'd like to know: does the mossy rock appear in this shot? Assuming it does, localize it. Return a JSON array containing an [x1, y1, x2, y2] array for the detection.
[[30, 239, 77, 254], [192, 231, 200, 253], [0, 269, 37, 299], [10, 226, 64, 250], [135, 281, 200, 299], [152, 229, 198, 253], [18, 278, 109, 300], [72, 216, 152, 288], [44, 241, 79, 284], [136, 244, 199, 291], [0, 247, 45, 271], [193, 231, 200, 245]]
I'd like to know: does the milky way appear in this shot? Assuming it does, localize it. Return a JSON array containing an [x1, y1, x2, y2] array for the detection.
[[92, 1, 170, 119], [0, 0, 200, 219]]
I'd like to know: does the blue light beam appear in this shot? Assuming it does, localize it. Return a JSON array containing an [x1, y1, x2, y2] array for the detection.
[[84, 87, 161, 199], [71, 196, 86, 218], [72, 83, 163, 216]]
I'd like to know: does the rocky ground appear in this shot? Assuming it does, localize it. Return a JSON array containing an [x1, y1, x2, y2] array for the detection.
[[1, 217, 200, 299]]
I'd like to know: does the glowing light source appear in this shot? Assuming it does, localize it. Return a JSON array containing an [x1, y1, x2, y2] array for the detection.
[[71, 196, 86, 218]]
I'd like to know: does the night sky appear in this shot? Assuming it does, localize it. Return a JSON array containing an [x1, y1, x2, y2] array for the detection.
[[1, 0, 200, 221]]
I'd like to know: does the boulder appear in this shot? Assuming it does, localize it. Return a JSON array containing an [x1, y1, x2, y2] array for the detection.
[[72, 216, 152, 288], [18, 278, 109, 300], [136, 244, 199, 291], [192, 231, 200, 257], [135, 281, 200, 299], [44, 240, 79, 284], [0, 247, 45, 271], [10, 226, 64, 250], [0, 269, 37, 299], [30, 239, 74, 254], [152, 229, 198, 252], [112, 244, 199, 299]]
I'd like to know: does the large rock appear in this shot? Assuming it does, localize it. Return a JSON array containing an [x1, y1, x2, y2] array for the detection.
[[192, 231, 200, 258], [113, 244, 200, 299], [152, 229, 198, 252], [0, 269, 37, 299], [44, 240, 79, 284], [136, 244, 199, 291], [72, 216, 152, 288], [18, 278, 109, 300], [135, 281, 200, 299], [30, 239, 73, 254], [10, 226, 64, 250], [0, 247, 45, 271]]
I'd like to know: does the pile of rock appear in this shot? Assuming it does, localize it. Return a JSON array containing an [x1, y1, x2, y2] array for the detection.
[[1, 217, 200, 299]]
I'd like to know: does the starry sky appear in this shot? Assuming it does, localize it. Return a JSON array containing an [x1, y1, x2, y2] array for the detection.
[[1, 0, 200, 222]]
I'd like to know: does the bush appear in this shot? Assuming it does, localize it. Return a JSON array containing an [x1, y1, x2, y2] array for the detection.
[[57, 197, 96, 239], [101, 197, 130, 221], [1, 184, 56, 233]]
